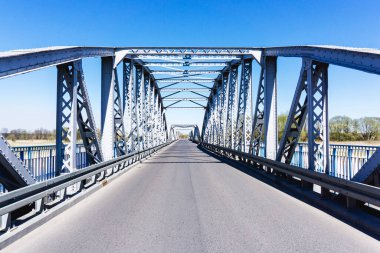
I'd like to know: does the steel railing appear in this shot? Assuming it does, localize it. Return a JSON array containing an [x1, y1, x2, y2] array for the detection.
[[255, 143, 379, 180], [202, 143, 380, 208], [0, 141, 173, 229]]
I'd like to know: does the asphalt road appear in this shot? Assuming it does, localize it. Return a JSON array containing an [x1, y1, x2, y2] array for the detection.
[[3, 140, 380, 252]]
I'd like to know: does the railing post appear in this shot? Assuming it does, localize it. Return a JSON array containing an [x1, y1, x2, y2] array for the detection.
[[348, 146, 353, 179], [298, 145, 303, 167]]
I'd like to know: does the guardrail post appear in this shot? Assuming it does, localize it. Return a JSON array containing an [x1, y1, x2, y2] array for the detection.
[[332, 147, 337, 177], [298, 145, 303, 167], [348, 146, 353, 179]]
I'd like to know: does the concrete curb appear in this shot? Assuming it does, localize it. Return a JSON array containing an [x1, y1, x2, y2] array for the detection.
[[0, 144, 172, 250]]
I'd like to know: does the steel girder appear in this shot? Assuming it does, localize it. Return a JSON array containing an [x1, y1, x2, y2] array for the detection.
[[249, 56, 278, 158], [151, 70, 221, 75], [135, 66, 144, 151], [249, 68, 265, 155], [214, 80, 222, 145], [158, 79, 214, 83], [224, 66, 239, 149], [3, 46, 380, 80], [219, 72, 230, 146], [0, 135, 35, 190], [122, 59, 134, 152], [144, 62, 229, 67], [112, 68, 127, 156], [277, 59, 329, 173], [143, 72, 151, 149], [122, 60, 167, 151], [276, 61, 309, 164], [56, 60, 103, 176], [306, 60, 329, 173], [148, 82, 155, 148], [352, 149, 380, 185], [235, 59, 253, 152]]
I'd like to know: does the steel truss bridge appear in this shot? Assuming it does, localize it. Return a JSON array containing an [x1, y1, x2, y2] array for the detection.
[[0, 46, 380, 251]]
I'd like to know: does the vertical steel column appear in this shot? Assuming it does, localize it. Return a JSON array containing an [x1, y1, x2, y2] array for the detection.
[[56, 60, 103, 177], [201, 107, 209, 142], [306, 60, 329, 173], [113, 68, 126, 156], [122, 59, 133, 153], [250, 67, 265, 156], [210, 90, 217, 144], [101, 57, 115, 161], [162, 113, 167, 142], [225, 66, 239, 149], [235, 59, 253, 152], [215, 80, 222, 145], [143, 73, 150, 149], [56, 61, 79, 175], [157, 102, 162, 144], [220, 72, 229, 146], [134, 65, 144, 151], [56, 65, 65, 176], [148, 83, 155, 148], [277, 59, 329, 176], [153, 91, 159, 146], [264, 57, 278, 160]]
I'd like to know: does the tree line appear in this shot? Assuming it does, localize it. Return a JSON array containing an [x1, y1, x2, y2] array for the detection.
[[278, 114, 380, 142], [1, 115, 380, 142], [0, 128, 82, 142]]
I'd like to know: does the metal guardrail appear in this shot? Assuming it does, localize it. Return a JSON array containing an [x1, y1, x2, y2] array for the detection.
[[202, 143, 380, 208], [0, 141, 173, 222], [256, 143, 379, 180], [292, 143, 378, 179], [12, 144, 88, 182], [6, 142, 378, 187]]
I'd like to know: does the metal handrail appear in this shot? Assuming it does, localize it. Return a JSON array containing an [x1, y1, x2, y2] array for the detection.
[[201, 143, 380, 207], [0, 142, 173, 216]]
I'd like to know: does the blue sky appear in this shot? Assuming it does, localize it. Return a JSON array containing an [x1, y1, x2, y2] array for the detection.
[[0, 0, 379, 131]]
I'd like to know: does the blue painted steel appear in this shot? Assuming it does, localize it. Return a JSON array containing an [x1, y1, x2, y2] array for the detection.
[[0, 144, 89, 192], [0, 142, 378, 193], [259, 143, 378, 180], [291, 143, 378, 180]]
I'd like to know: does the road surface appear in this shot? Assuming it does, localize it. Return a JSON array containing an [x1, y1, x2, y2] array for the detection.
[[3, 140, 380, 252]]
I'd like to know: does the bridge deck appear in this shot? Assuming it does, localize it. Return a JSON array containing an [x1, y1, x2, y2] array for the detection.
[[3, 140, 380, 252]]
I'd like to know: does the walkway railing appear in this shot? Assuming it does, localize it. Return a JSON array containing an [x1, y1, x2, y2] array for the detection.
[[3, 142, 379, 188], [290, 143, 378, 180], [12, 144, 88, 182], [0, 141, 173, 231], [254, 143, 378, 180]]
